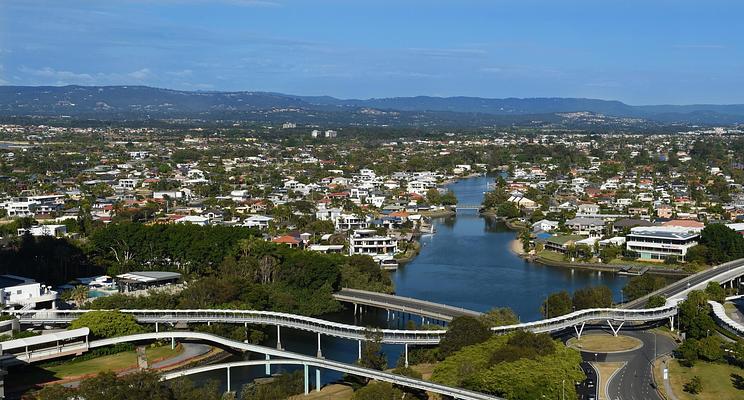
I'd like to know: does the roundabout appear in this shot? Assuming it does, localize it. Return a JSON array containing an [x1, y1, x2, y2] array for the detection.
[[567, 333, 644, 353]]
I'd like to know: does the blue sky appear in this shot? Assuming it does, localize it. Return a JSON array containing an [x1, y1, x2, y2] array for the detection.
[[0, 0, 742, 104]]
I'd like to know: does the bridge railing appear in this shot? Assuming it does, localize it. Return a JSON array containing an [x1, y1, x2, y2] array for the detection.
[[10, 309, 447, 344], [709, 300, 744, 336], [10, 304, 681, 345]]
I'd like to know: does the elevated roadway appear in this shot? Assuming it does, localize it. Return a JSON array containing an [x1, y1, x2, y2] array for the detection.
[[624, 258, 744, 309], [1, 330, 503, 400], [332, 288, 482, 322]]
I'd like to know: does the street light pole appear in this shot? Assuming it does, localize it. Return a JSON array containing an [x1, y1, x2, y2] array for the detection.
[[562, 379, 565, 400]]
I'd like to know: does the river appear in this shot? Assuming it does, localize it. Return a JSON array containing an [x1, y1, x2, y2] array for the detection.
[[190, 175, 630, 392]]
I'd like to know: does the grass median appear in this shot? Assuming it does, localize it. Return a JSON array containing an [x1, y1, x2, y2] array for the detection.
[[567, 334, 643, 353]]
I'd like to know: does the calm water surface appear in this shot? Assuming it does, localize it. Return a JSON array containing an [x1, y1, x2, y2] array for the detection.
[[191, 176, 630, 391]]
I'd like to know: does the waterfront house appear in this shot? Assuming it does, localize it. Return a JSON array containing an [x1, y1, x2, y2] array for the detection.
[[565, 217, 606, 237], [544, 235, 586, 253], [532, 219, 559, 233], [348, 229, 398, 256], [625, 227, 699, 262]]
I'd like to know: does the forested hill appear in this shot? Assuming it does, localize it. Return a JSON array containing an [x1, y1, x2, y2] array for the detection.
[[2, 85, 744, 125]]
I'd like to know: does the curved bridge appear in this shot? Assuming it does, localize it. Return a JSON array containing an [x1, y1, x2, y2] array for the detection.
[[79, 331, 506, 400], [709, 296, 744, 336], [12, 309, 446, 345], [624, 258, 744, 309], [11, 305, 679, 344]]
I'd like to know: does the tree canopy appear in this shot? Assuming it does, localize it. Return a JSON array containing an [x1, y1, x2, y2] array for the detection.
[[432, 333, 585, 400], [439, 316, 492, 357], [69, 310, 143, 339]]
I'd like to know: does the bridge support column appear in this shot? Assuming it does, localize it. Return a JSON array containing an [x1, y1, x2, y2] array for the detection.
[[304, 364, 309, 395], [155, 322, 159, 333], [171, 337, 175, 350], [607, 320, 624, 336], [316, 368, 321, 392], [226, 366, 231, 393], [573, 322, 585, 340], [387, 309, 390, 321], [265, 354, 271, 375], [669, 315, 675, 332], [358, 340, 362, 361], [276, 326, 282, 350], [0, 368, 6, 400], [404, 343, 409, 368], [316, 333, 323, 358], [354, 303, 358, 316]]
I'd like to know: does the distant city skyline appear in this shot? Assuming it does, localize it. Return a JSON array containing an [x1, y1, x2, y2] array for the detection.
[[1, 0, 742, 105]]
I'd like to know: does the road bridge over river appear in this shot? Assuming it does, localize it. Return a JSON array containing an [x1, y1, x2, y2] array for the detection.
[[332, 288, 483, 322]]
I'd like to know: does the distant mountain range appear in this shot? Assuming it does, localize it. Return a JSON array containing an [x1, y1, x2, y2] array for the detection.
[[1, 85, 743, 126]]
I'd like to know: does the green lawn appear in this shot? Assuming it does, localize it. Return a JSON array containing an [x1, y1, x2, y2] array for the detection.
[[536, 250, 566, 262], [44, 351, 139, 378], [665, 359, 744, 400], [40, 345, 182, 380]]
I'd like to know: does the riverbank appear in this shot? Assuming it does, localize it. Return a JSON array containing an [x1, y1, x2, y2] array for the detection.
[[509, 239, 525, 255], [530, 253, 692, 277]]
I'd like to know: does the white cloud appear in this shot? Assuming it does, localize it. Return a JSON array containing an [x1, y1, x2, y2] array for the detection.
[[18, 66, 155, 85], [127, 68, 152, 80], [167, 69, 194, 78]]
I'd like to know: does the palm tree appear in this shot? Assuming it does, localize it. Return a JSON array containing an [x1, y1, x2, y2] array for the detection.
[[70, 285, 89, 305]]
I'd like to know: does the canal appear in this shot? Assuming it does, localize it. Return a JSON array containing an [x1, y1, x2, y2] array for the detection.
[[191, 175, 630, 392]]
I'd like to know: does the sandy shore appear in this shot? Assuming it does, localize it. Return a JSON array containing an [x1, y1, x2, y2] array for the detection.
[[509, 238, 525, 255]]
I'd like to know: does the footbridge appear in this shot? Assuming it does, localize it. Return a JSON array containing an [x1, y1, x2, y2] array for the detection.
[[332, 288, 483, 322], [709, 296, 744, 337], [9, 305, 680, 350], [455, 204, 482, 211], [0, 330, 503, 400]]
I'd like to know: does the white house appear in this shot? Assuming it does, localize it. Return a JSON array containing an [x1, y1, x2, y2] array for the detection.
[[17, 224, 67, 238], [0, 275, 58, 310], [625, 226, 699, 262], [349, 229, 398, 256], [532, 219, 559, 233], [175, 215, 209, 226], [243, 215, 273, 229]]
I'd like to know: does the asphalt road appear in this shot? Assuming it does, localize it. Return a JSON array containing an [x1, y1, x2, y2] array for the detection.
[[333, 288, 482, 319], [604, 329, 675, 400], [625, 259, 744, 309], [558, 325, 677, 400], [577, 362, 598, 400]]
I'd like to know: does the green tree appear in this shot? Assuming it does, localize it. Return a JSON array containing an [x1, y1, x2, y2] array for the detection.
[[440, 190, 458, 206], [351, 382, 404, 400], [697, 224, 744, 264], [541, 291, 573, 318], [704, 281, 726, 303], [439, 316, 492, 357], [69, 310, 143, 339], [622, 274, 668, 301], [358, 329, 387, 371], [497, 202, 520, 218], [479, 307, 519, 327], [646, 295, 667, 308], [572, 286, 613, 310], [425, 188, 441, 205], [678, 290, 718, 340], [683, 376, 703, 394], [239, 371, 304, 400]]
